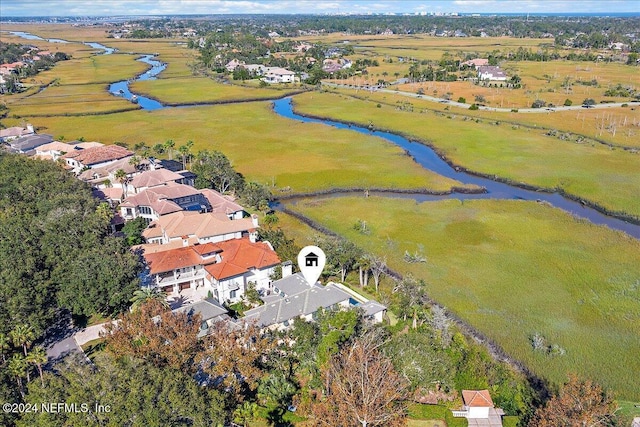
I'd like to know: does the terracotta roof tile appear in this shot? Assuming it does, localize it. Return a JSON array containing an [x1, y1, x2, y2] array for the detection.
[[462, 390, 494, 408], [205, 238, 280, 280], [143, 242, 221, 274], [62, 144, 133, 166]]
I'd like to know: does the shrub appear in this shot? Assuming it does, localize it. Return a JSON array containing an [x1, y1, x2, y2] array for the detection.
[[458, 97, 466, 103], [563, 98, 573, 106], [531, 99, 546, 108], [469, 103, 479, 110]]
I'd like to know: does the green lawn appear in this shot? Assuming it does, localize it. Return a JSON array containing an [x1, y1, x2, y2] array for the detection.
[[288, 196, 640, 400], [290, 91, 640, 219]]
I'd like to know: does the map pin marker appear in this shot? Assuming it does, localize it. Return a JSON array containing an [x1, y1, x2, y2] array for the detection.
[[297, 245, 326, 287]]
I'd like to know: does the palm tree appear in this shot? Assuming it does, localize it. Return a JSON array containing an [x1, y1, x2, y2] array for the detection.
[[128, 155, 142, 171], [8, 354, 28, 397], [130, 288, 170, 311], [178, 145, 189, 170], [0, 332, 10, 363], [26, 346, 47, 387], [164, 139, 175, 160], [152, 143, 165, 157], [186, 140, 195, 168], [10, 324, 35, 356], [115, 168, 128, 199]]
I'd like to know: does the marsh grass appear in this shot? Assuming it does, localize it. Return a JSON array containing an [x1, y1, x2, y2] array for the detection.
[[289, 196, 640, 400], [291, 91, 640, 218], [19, 102, 468, 193]]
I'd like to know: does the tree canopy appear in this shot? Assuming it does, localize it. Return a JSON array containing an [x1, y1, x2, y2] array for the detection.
[[0, 153, 140, 336]]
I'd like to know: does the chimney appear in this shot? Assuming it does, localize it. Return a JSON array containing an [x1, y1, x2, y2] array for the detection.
[[26, 124, 34, 133], [281, 261, 293, 278], [182, 235, 189, 247], [251, 214, 259, 228]]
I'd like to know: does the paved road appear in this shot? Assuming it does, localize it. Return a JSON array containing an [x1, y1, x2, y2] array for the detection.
[[321, 82, 640, 114]]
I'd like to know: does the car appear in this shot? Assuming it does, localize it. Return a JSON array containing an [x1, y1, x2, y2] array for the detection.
[[582, 104, 595, 108]]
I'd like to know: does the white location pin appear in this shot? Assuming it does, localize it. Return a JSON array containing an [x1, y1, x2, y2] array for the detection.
[[297, 245, 326, 287]]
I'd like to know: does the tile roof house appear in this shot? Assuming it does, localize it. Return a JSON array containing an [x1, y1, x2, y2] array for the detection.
[[243, 272, 386, 330], [128, 168, 195, 194], [62, 144, 134, 174], [0, 124, 34, 142], [199, 188, 245, 219], [120, 182, 211, 223], [140, 237, 280, 304], [452, 390, 504, 426], [141, 210, 258, 246], [462, 58, 489, 68], [204, 238, 280, 300]]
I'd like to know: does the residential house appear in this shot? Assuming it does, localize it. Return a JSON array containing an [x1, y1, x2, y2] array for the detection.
[[204, 237, 280, 300], [243, 272, 386, 330], [127, 168, 195, 196], [0, 124, 34, 142], [261, 67, 297, 84], [199, 188, 245, 219], [225, 59, 245, 72], [34, 140, 103, 162], [141, 237, 280, 303], [477, 65, 508, 81], [141, 210, 258, 246], [173, 298, 229, 337], [142, 242, 222, 295], [119, 182, 212, 223], [62, 144, 134, 174], [462, 58, 489, 68], [7, 134, 53, 155], [452, 390, 504, 426]]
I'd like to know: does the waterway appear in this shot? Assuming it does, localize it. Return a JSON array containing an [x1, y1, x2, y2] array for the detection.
[[108, 55, 167, 110], [271, 98, 640, 239], [8, 30, 640, 239]]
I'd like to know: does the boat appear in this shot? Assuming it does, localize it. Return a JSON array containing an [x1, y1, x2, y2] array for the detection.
[[131, 95, 138, 103]]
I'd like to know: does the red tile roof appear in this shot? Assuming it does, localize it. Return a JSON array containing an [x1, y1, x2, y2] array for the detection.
[[62, 144, 133, 166], [205, 238, 280, 280], [143, 242, 221, 274], [462, 390, 494, 408]]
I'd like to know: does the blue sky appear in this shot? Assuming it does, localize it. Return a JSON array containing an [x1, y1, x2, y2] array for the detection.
[[1, 0, 638, 16]]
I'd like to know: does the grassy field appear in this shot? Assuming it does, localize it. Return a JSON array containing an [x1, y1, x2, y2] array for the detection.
[[287, 196, 640, 400], [131, 77, 305, 104], [290, 91, 640, 218], [15, 102, 468, 193], [330, 87, 640, 149]]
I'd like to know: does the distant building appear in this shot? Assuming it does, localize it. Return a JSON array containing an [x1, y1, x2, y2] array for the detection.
[[7, 134, 53, 155], [462, 58, 489, 68], [0, 124, 34, 142], [261, 67, 297, 84], [477, 65, 507, 81]]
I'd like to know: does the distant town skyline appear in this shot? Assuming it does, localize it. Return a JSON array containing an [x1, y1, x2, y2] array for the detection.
[[1, 0, 638, 17]]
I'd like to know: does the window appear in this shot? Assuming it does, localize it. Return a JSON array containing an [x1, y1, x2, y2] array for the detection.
[[230, 290, 237, 299], [139, 206, 152, 215]]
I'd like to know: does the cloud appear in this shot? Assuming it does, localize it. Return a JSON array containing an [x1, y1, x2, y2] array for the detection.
[[1, 0, 637, 15]]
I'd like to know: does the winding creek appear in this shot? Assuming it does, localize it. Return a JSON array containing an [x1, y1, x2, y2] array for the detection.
[[8, 31, 640, 239]]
